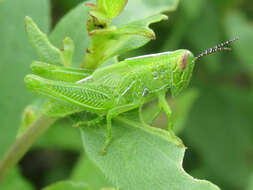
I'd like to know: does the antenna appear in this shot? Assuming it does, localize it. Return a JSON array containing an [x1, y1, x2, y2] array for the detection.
[[195, 37, 238, 61]]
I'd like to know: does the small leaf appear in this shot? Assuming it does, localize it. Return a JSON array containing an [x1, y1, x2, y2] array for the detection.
[[42, 181, 92, 190], [25, 16, 64, 66], [49, 3, 91, 67], [87, 0, 127, 28], [62, 37, 75, 67], [104, 14, 168, 58], [115, 14, 168, 39], [84, 14, 168, 69], [113, 0, 179, 25], [97, 0, 127, 19], [81, 113, 220, 190]]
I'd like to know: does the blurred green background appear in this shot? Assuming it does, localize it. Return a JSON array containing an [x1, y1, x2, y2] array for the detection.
[[0, 0, 253, 189]]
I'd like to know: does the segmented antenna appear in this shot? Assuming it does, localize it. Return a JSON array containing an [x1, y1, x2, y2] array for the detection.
[[195, 37, 238, 61]]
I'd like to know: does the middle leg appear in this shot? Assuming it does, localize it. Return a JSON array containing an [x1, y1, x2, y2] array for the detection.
[[102, 104, 138, 154]]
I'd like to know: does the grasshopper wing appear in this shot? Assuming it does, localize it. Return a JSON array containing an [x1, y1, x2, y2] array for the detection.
[[25, 74, 114, 114]]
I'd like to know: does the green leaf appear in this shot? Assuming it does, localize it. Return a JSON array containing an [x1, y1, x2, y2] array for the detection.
[[182, 85, 253, 189], [80, 114, 220, 190], [83, 0, 179, 69], [224, 11, 253, 75], [0, 0, 50, 158], [106, 14, 167, 54], [2, 167, 34, 190], [115, 14, 167, 39], [88, 0, 127, 25], [42, 180, 92, 190], [97, 0, 127, 19], [113, 0, 179, 25], [84, 14, 168, 69], [25, 16, 65, 66], [49, 3, 91, 67], [71, 155, 111, 189]]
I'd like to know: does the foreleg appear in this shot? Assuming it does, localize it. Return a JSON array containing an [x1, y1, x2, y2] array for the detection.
[[158, 93, 173, 131], [158, 93, 183, 146]]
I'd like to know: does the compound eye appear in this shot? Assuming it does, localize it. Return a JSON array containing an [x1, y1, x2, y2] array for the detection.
[[179, 52, 189, 70]]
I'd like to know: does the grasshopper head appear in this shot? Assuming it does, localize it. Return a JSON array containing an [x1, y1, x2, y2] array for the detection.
[[170, 49, 195, 97], [170, 38, 238, 96]]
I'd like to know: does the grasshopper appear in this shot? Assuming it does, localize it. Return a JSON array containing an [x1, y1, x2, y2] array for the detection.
[[24, 38, 238, 153]]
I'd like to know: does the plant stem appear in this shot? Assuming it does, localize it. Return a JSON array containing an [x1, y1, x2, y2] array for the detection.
[[0, 114, 56, 185]]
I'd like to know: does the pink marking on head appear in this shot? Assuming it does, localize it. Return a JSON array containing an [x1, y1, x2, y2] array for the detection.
[[85, 2, 96, 7]]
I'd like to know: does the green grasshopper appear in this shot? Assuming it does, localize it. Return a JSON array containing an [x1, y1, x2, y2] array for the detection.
[[24, 38, 238, 153]]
